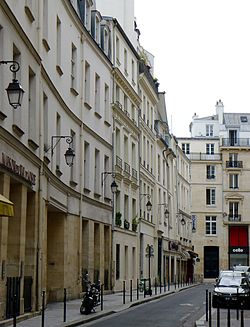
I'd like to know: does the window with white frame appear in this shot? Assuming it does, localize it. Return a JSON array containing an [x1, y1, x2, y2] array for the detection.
[[124, 48, 128, 74], [71, 43, 77, 92], [206, 188, 215, 205], [182, 143, 190, 154], [116, 36, 120, 64], [104, 84, 110, 123], [206, 165, 215, 179], [206, 143, 214, 154], [229, 174, 239, 189], [84, 61, 90, 105], [205, 216, 217, 235], [206, 124, 214, 136], [132, 59, 135, 83], [94, 73, 100, 115], [229, 202, 239, 220]]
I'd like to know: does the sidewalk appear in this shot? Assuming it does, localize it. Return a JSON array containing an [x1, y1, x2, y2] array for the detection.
[[0, 283, 196, 327], [196, 307, 250, 326]]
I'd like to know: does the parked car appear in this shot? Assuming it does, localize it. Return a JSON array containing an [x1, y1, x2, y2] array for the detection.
[[233, 265, 250, 279], [212, 276, 250, 309], [217, 270, 246, 279]]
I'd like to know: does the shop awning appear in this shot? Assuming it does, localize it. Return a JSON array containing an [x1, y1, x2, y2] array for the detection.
[[0, 194, 14, 217]]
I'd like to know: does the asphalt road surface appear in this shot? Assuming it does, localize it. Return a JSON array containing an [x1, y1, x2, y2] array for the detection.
[[82, 283, 214, 327]]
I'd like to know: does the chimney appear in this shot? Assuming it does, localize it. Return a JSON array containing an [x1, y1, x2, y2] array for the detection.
[[215, 99, 224, 124]]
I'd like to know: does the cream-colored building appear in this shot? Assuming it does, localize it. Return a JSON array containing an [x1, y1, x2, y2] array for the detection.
[[0, 0, 193, 322], [179, 99, 250, 280]]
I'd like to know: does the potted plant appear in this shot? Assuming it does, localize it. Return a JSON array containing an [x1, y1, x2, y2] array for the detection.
[[124, 219, 130, 230], [115, 212, 122, 227], [132, 216, 138, 232]]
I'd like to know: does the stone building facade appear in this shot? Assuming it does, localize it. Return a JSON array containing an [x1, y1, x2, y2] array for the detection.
[[0, 0, 192, 321]]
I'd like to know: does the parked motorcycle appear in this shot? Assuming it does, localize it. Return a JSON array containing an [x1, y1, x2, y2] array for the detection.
[[80, 275, 100, 314]]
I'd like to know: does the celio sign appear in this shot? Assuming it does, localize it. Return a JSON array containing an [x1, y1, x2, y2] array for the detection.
[[229, 246, 248, 254], [0, 152, 36, 185]]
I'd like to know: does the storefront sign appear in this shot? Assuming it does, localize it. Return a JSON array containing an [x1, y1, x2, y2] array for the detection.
[[229, 246, 248, 254], [0, 152, 36, 185]]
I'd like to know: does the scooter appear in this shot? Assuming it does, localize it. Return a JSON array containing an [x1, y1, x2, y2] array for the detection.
[[80, 278, 100, 314]]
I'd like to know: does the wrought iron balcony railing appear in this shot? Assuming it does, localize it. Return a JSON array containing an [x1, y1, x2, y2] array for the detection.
[[228, 214, 241, 222], [124, 162, 130, 175], [116, 155, 122, 169], [221, 138, 250, 147], [186, 153, 222, 161], [226, 161, 243, 168]]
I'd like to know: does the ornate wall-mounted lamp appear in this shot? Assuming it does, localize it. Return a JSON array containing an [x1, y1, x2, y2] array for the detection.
[[48, 135, 75, 167], [0, 60, 25, 109]]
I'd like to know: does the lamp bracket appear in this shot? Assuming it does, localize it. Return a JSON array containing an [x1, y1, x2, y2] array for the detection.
[[49, 135, 73, 156], [0, 60, 20, 78]]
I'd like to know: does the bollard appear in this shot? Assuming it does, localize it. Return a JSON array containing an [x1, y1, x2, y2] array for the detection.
[[168, 276, 170, 291], [63, 288, 66, 322], [206, 289, 208, 322], [155, 278, 157, 295], [13, 294, 17, 327], [236, 288, 239, 320], [240, 310, 244, 327], [101, 284, 104, 311], [164, 276, 166, 292], [137, 279, 139, 300], [41, 290, 45, 327], [149, 278, 152, 296], [160, 276, 162, 294], [217, 307, 220, 327], [209, 292, 212, 327], [123, 281, 126, 304], [130, 280, 132, 302], [227, 309, 231, 327]]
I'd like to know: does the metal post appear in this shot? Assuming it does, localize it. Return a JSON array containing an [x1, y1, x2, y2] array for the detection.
[[123, 281, 126, 304], [130, 280, 132, 302], [63, 288, 66, 322], [236, 287, 239, 320], [41, 290, 45, 327], [209, 292, 212, 327], [13, 294, 17, 327], [149, 277, 152, 296], [144, 278, 146, 298], [206, 289, 208, 322], [136, 279, 139, 300], [164, 276, 166, 292], [240, 310, 244, 327], [155, 277, 157, 295], [227, 309, 231, 327], [101, 284, 104, 311], [217, 308, 220, 327]]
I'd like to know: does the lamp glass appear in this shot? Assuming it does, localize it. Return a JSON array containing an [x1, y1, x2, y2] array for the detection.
[[111, 180, 118, 193], [146, 200, 152, 211], [6, 79, 24, 109], [64, 147, 75, 166]]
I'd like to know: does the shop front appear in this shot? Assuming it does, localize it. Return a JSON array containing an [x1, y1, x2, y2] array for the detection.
[[229, 226, 249, 268]]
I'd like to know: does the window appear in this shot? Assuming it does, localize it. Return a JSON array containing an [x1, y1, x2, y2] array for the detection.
[[240, 116, 248, 123], [229, 174, 239, 189], [43, 93, 48, 149], [84, 141, 90, 190], [70, 130, 76, 183], [206, 143, 214, 154], [116, 244, 120, 280], [104, 84, 110, 123], [94, 73, 100, 115], [182, 143, 190, 154], [56, 16, 62, 74], [28, 67, 36, 143], [206, 124, 214, 136], [124, 48, 128, 74], [132, 59, 135, 83], [207, 165, 215, 179], [94, 149, 100, 194], [84, 61, 90, 105], [206, 188, 215, 205], [229, 202, 239, 220], [206, 216, 217, 235], [71, 43, 77, 92], [116, 36, 120, 64]]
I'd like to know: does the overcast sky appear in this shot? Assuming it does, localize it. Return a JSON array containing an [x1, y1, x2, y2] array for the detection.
[[134, 0, 250, 137]]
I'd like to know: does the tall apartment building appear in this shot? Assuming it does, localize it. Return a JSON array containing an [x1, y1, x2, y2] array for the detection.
[[0, 0, 193, 321], [179, 99, 250, 279]]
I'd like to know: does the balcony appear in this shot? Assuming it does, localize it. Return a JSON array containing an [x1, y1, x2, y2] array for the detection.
[[221, 138, 250, 147], [228, 214, 241, 222], [132, 168, 137, 180], [226, 161, 243, 168], [124, 162, 130, 175], [116, 155, 122, 169], [187, 152, 222, 161]]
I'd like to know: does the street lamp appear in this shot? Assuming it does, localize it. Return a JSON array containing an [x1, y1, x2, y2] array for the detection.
[[146, 244, 154, 294], [0, 60, 25, 109], [140, 194, 152, 212], [46, 135, 75, 166]]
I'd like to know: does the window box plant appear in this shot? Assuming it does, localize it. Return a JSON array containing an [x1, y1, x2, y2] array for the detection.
[[132, 216, 138, 232], [115, 212, 122, 227]]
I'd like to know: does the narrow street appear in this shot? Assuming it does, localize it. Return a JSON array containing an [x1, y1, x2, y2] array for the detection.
[[83, 284, 213, 327]]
